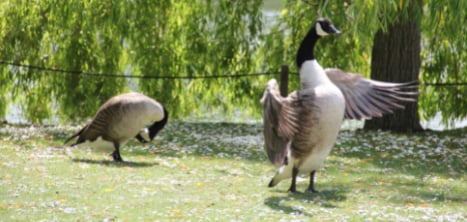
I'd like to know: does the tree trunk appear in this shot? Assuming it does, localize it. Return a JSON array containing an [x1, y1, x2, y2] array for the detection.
[[364, 2, 423, 132]]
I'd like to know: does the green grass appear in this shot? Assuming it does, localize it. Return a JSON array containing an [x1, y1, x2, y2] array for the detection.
[[0, 122, 465, 221]]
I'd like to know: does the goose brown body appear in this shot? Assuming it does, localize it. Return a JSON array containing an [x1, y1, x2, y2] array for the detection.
[[65, 92, 168, 161], [262, 18, 418, 193]]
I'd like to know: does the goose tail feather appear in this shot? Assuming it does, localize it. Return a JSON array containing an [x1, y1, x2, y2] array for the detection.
[[64, 124, 88, 146]]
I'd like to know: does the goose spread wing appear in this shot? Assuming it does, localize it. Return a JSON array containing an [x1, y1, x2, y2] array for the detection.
[[261, 79, 297, 165], [261, 79, 318, 166], [325, 68, 418, 119]]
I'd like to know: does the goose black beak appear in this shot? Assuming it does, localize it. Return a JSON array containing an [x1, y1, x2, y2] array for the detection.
[[331, 26, 341, 35]]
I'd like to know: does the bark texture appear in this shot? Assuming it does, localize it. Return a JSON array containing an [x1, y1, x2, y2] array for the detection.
[[364, 2, 424, 132]]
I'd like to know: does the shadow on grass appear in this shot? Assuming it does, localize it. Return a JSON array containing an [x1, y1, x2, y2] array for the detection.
[[332, 128, 467, 205], [418, 189, 466, 203], [384, 180, 467, 204], [264, 187, 348, 217], [72, 158, 158, 168], [336, 127, 466, 179]]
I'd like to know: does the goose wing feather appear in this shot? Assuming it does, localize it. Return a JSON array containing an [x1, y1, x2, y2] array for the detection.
[[325, 68, 418, 119], [65, 92, 164, 146], [67, 97, 129, 145], [261, 79, 318, 166]]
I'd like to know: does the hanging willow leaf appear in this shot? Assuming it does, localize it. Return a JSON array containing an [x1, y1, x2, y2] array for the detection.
[[0, 0, 465, 124]]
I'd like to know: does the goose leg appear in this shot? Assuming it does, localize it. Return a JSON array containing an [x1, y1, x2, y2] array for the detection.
[[307, 170, 319, 193], [111, 142, 123, 162], [288, 167, 299, 193]]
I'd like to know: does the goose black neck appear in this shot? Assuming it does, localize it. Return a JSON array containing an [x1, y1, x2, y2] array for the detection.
[[148, 107, 169, 140], [296, 27, 320, 69]]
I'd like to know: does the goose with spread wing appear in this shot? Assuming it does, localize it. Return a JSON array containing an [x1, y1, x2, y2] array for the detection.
[[261, 18, 418, 193]]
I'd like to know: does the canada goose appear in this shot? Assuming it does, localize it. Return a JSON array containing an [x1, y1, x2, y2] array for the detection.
[[65, 92, 169, 162], [261, 18, 418, 193]]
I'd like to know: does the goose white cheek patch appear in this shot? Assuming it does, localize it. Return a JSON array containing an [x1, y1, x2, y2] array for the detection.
[[315, 23, 329, 36], [139, 128, 150, 142]]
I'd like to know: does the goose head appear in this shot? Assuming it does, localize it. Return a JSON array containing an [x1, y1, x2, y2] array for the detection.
[[135, 107, 169, 143], [315, 18, 341, 36], [296, 18, 341, 68]]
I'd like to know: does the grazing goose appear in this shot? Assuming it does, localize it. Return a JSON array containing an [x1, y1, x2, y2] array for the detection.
[[65, 92, 169, 162], [261, 18, 418, 193]]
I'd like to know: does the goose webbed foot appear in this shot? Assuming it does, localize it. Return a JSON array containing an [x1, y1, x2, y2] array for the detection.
[[112, 142, 123, 162], [111, 151, 123, 162], [288, 187, 297, 193], [268, 179, 275, 188], [307, 170, 319, 193], [307, 185, 319, 193]]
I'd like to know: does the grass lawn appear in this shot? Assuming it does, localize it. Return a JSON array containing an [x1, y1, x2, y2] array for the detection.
[[0, 122, 465, 221]]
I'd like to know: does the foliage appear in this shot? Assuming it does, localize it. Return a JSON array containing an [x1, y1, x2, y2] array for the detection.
[[0, 1, 128, 123], [127, 0, 265, 118], [0, 122, 465, 220], [265, 0, 467, 125], [0, 0, 466, 124], [420, 1, 467, 124], [0, 0, 265, 123]]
